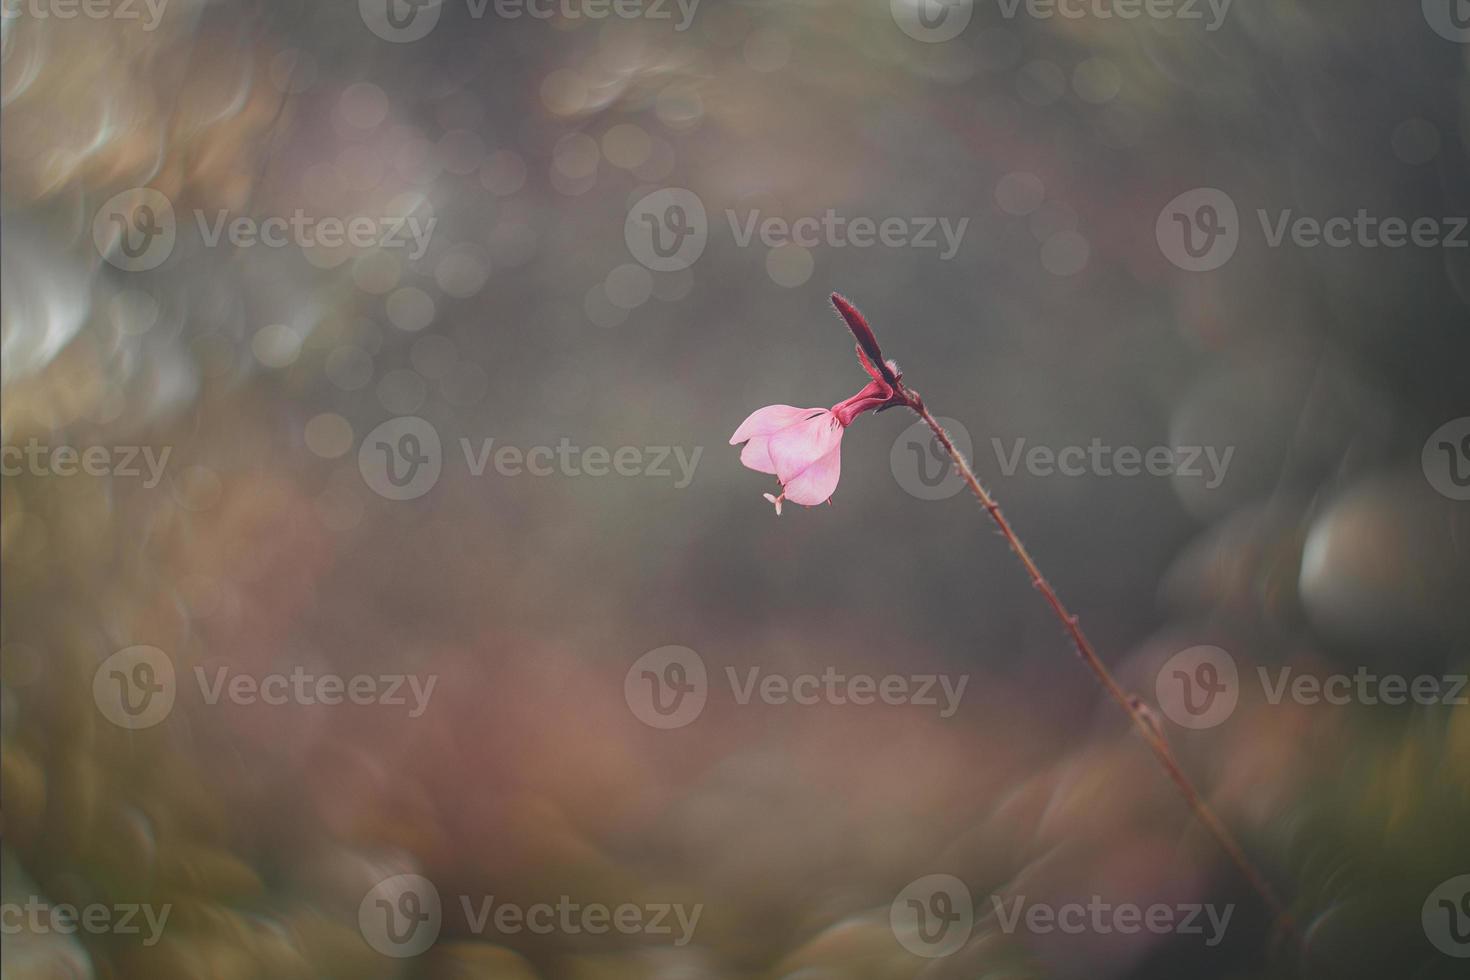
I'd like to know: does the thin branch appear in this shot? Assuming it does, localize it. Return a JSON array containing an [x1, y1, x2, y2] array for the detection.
[[899, 387, 1296, 945]]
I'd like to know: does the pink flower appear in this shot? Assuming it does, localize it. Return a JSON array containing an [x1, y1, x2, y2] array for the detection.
[[730, 406, 843, 513], [730, 295, 907, 514]]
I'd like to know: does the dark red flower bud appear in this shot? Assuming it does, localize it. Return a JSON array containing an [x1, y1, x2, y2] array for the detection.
[[830, 293, 899, 386]]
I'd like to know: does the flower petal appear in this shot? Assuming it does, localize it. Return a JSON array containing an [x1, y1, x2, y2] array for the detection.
[[781, 445, 841, 506], [730, 405, 822, 445], [739, 435, 778, 475], [767, 411, 842, 483]]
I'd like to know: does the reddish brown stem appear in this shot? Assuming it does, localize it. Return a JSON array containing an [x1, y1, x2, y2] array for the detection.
[[900, 387, 1296, 944]]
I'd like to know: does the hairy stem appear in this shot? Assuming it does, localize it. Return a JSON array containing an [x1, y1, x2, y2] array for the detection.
[[901, 388, 1295, 943]]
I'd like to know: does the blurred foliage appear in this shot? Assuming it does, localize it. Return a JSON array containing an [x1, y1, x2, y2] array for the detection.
[[3, 0, 1468, 978]]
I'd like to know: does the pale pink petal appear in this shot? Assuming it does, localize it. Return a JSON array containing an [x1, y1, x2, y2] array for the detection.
[[739, 435, 778, 475], [767, 412, 842, 483], [762, 493, 783, 515], [730, 405, 822, 445], [781, 446, 841, 506]]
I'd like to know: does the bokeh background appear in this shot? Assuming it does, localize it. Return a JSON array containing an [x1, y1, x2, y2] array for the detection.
[[2, 0, 1469, 977]]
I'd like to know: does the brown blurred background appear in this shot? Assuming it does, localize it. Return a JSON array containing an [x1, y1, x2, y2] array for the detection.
[[3, 1, 1469, 978]]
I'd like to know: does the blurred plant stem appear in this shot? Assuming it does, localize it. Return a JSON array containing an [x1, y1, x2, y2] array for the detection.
[[902, 386, 1298, 946], [831, 290, 1293, 947]]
